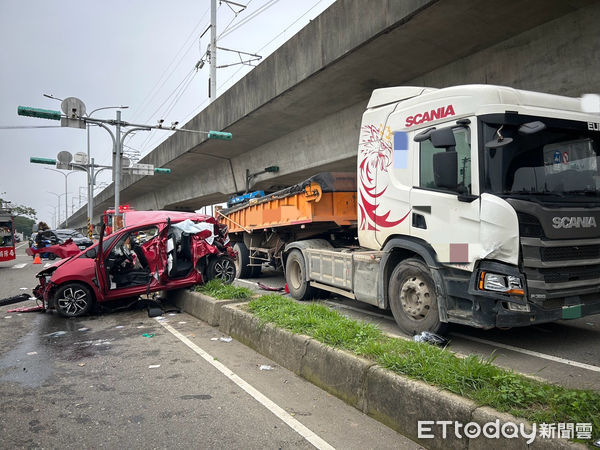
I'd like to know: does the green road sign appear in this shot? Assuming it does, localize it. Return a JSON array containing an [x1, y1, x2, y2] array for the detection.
[[154, 168, 171, 174], [30, 157, 57, 165], [208, 131, 232, 140], [18, 106, 61, 121]]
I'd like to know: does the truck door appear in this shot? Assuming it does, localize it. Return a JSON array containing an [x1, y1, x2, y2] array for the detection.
[[408, 122, 480, 267]]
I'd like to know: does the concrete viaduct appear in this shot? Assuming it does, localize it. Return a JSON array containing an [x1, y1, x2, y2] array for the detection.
[[68, 0, 600, 229]]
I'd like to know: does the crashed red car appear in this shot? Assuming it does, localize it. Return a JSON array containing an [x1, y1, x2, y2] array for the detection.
[[33, 211, 236, 317]]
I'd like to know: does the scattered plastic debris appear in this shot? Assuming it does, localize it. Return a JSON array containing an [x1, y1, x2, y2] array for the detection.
[[259, 365, 274, 371], [136, 326, 145, 329], [7, 305, 44, 313], [4, 316, 12, 319], [142, 333, 155, 338], [210, 337, 218, 341], [587, 323, 595, 326], [45, 331, 67, 338], [178, 321, 187, 324], [219, 337, 232, 343], [78, 327, 90, 332], [27, 352, 37, 356], [78, 363, 86, 367], [28, 296, 36, 300], [257, 282, 284, 292], [413, 331, 448, 346], [168, 313, 177, 316], [156, 316, 167, 321], [148, 364, 161, 369], [19, 287, 28, 290], [115, 325, 124, 329]]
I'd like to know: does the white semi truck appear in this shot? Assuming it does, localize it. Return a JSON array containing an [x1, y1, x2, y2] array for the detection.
[[220, 85, 600, 334]]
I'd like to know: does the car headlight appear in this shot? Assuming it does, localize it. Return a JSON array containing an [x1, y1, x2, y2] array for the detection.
[[478, 272, 524, 295], [44, 275, 52, 283]]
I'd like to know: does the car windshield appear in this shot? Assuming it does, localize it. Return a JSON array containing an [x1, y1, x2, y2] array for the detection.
[[56, 229, 83, 239], [481, 114, 600, 203]]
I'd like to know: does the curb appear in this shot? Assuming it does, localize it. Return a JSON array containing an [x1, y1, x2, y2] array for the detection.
[[168, 290, 585, 450]]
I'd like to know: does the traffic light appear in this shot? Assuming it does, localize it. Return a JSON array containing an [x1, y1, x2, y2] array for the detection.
[[30, 157, 57, 165], [18, 106, 61, 121], [154, 168, 171, 174], [208, 131, 233, 140]]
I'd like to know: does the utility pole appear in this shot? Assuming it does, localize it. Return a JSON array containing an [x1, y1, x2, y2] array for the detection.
[[209, 0, 217, 102]]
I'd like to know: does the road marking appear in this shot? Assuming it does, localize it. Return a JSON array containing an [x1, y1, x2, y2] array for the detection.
[[235, 279, 259, 287], [156, 319, 335, 450], [16, 243, 27, 249], [451, 332, 600, 373], [11, 263, 27, 269]]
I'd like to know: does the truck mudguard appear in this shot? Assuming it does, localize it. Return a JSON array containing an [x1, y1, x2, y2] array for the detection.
[[283, 239, 334, 273]]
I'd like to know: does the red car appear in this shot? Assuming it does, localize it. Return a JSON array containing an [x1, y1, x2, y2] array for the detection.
[[33, 211, 236, 317]]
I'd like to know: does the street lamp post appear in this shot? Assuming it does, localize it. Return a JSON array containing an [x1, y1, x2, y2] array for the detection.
[[86, 105, 128, 237], [47, 191, 68, 228], [45, 168, 81, 228]]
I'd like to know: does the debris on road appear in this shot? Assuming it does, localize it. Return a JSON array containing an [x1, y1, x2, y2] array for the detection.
[[148, 364, 160, 369], [413, 331, 448, 346], [257, 282, 284, 292], [210, 337, 218, 341], [7, 305, 44, 313], [78, 327, 90, 332], [27, 352, 38, 356], [219, 337, 232, 343], [45, 331, 67, 338], [259, 365, 274, 371], [142, 333, 155, 338], [0, 293, 31, 308]]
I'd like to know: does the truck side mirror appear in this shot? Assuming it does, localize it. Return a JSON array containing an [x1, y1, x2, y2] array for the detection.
[[433, 151, 458, 190]]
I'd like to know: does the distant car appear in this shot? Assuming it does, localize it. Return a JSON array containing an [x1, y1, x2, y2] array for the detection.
[[38, 229, 94, 251], [33, 211, 236, 317]]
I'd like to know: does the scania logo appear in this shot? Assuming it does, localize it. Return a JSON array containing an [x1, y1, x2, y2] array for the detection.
[[552, 216, 597, 229]]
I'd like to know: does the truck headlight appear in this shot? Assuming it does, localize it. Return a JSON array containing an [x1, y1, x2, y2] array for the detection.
[[478, 272, 524, 295]]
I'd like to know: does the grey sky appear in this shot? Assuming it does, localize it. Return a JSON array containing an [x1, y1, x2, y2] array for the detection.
[[0, 0, 335, 227]]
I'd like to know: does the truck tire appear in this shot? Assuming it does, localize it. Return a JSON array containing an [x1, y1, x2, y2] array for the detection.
[[285, 250, 316, 300], [388, 258, 448, 335], [234, 242, 252, 278]]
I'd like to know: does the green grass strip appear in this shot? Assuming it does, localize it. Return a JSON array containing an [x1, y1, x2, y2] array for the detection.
[[248, 294, 599, 441], [194, 279, 253, 300]]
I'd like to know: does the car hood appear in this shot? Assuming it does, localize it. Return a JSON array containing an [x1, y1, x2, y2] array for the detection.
[[36, 255, 75, 277]]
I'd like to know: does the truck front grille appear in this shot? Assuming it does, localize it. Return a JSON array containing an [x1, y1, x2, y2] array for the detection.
[[540, 245, 600, 261]]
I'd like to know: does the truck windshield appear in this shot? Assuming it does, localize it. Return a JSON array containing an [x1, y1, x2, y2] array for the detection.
[[480, 114, 600, 203]]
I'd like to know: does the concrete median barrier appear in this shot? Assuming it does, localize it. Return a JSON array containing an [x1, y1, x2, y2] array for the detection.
[[169, 293, 585, 450]]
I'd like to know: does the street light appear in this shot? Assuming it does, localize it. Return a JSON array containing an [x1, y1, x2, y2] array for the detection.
[[47, 191, 69, 228], [45, 168, 82, 228], [86, 105, 128, 236]]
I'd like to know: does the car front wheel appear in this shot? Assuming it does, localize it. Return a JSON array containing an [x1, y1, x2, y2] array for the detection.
[[54, 283, 94, 317], [207, 256, 236, 284]]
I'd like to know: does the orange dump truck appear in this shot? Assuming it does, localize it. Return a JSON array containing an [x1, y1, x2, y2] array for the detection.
[[217, 172, 357, 278]]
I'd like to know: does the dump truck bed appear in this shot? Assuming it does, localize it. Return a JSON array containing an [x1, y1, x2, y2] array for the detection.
[[217, 173, 357, 234]]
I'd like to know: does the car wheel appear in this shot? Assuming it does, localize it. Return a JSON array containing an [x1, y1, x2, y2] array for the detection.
[[207, 256, 236, 284], [48, 253, 56, 260], [388, 258, 448, 335], [54, 283, 94, 318], [285, 250, 317, 300]]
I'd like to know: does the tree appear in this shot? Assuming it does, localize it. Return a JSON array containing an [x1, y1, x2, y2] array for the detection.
[[0, 195, 37, 220], [14, 216, 36, 237]]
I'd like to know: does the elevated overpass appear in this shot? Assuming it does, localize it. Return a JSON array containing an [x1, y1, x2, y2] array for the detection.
[[68, 0, 600, 228]]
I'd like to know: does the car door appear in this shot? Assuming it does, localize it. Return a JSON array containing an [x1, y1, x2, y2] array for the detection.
[[99, 225, 164, 301]]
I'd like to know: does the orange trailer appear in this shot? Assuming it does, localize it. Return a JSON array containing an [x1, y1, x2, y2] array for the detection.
[[217, 173, 357, 278]]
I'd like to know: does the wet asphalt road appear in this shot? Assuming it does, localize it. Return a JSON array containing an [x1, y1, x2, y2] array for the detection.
[[235, 268, 600, 390], [0, 245, 419, 449]]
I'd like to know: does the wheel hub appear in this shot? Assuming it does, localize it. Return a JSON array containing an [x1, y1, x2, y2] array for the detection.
[[400, 276, 432, 319], [215, 259, 235, 282], [57, 288, 88, 316]]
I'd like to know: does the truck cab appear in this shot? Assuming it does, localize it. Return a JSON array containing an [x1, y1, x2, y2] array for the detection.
[[358, 85, 600, 332]]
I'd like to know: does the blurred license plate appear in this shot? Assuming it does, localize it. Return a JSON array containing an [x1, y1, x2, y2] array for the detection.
[[78, 245, 86, 250]]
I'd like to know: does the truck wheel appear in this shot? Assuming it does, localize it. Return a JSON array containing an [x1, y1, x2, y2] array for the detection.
[[207, 256, 236, 284], [388, 258, 448, 335], [285, 250, 316, 300], [54, 283, 94, 318], [233, 242, 253, 278]]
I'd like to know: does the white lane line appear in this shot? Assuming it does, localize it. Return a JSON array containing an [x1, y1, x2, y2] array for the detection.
[[16, 243, 27, 249], [451, 332, 600, 373], [156, 319, 335, 450], [11, 263, 27, 269], [236, 279, 259, 287]]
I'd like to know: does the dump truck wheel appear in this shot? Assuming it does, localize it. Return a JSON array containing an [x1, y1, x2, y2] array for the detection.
[[233, 242, 252, 278], [54, 283, 94, 318], [388, 258, 448, 335], [207, 256, 236, 284], [285, 250, 316, 300]]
